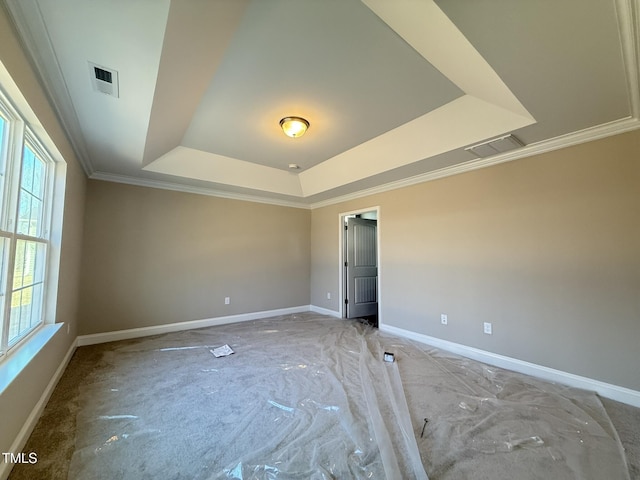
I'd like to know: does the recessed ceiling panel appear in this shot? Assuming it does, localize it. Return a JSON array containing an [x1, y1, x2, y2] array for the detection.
[[181, 0, 463, 171], [3, 0, 637, 207], [435, 0, 631, 142]]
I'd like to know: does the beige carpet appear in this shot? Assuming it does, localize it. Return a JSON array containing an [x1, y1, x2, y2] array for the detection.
[[8, 313, 637, 479]]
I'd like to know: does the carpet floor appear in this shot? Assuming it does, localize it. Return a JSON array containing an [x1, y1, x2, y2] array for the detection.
[[8, 313, 638, 479]]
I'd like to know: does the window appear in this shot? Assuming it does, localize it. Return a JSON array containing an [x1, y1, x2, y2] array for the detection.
[[0, 93, 55, 355]]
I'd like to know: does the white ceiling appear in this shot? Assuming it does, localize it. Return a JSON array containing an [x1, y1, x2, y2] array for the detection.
[[4, 0, 639, 208]]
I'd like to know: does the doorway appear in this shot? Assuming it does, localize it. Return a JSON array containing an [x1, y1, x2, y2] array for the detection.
[[339, 207, 379, 327]]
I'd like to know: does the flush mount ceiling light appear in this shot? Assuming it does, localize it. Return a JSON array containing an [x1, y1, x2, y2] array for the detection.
[[280, 116, 309, 138]]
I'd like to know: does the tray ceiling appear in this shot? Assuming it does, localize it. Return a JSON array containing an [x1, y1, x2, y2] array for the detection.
[[3, 0, 638, 207]]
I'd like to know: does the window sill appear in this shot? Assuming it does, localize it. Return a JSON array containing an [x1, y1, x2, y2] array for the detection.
[[0, 323, 63, 394]]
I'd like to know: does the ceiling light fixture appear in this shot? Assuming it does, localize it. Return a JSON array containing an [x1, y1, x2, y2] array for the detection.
[[280, 116, 309, 138]]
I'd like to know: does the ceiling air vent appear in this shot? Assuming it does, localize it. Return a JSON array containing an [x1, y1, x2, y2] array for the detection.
[[88, 62, 119, 98], [465, 134, 524, 159]]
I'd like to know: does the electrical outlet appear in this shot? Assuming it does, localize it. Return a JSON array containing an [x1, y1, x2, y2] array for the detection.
[[440, 314, 448, 325], [327, 292, 331, 300], [225, 297, 230, 305], [483, 322, 492, 335]]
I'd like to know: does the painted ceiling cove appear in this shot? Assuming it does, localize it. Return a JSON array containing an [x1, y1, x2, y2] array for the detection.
[[3, 0, 639, 208]]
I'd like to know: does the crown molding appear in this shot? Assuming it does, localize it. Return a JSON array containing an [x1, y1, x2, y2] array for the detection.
[[309, 116, 640, 209], [3, 0, 94, 176], [89, 171, 311, 210], [310, 1, 640, 209], [5, 0, 640, 211], [616, 0, 640, 119], [92, 114, 640, 211]]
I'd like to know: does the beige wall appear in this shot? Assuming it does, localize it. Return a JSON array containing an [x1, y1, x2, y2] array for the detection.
[[0, 4, 87, 463], [78, 181, 311, 335], [1, 2, 639, 463], [311, 130, 640, 391]]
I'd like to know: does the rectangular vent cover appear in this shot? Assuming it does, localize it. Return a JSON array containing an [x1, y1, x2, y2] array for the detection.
[[465, 134, 524, 159], [88, 62, 119, 98]]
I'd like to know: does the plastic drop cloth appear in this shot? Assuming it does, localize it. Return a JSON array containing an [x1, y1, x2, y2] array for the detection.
[[66, 313, 630, 479], [377, 333, 631, 480]]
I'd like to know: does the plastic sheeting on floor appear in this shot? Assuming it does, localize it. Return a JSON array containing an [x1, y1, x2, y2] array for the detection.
[[66, 313, 630, 479]]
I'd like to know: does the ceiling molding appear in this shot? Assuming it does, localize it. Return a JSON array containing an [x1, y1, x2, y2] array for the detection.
[[308, 116, 640, 209], [4, 0, 639, 210], [142, 0, 249, 167], [143, 146, 304, 197], [616, 0, 640, 119], [4, 0, 94, 176], [89, 171, 311, 210], [362, 0, 533, 120], [299, 95, 534, 197], [145, 0, 536, 198], [90, 115, 639, 211]]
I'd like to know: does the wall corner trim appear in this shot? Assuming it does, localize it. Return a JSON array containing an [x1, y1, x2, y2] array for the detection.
[[76, 306, 312, 347], [379, 323, 640, 408]]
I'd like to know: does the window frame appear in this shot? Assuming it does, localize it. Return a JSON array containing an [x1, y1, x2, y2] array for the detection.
[[0, 88, 56, 357]]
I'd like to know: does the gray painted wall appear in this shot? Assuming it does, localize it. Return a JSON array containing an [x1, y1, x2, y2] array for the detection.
[[311, 130, 640, 391], [78, 181, 311, 335]]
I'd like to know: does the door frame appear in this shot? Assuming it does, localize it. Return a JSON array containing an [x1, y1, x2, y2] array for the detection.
[[338, 206, 381, 321]]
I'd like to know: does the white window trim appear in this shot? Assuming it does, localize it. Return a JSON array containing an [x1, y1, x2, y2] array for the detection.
[[0, 82, 64, 360]]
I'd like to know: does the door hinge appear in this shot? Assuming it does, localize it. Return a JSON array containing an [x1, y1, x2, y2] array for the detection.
[[345, 299, 349, 305], [344, 261, 348, 267], [344, 225, 348, 230]]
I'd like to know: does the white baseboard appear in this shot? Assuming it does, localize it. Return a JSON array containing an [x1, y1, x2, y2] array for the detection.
[[309, 305, 341, 318], [0, 338, 77, 480], [77, 305, 311, 346], [379, 323, 640, 408]]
